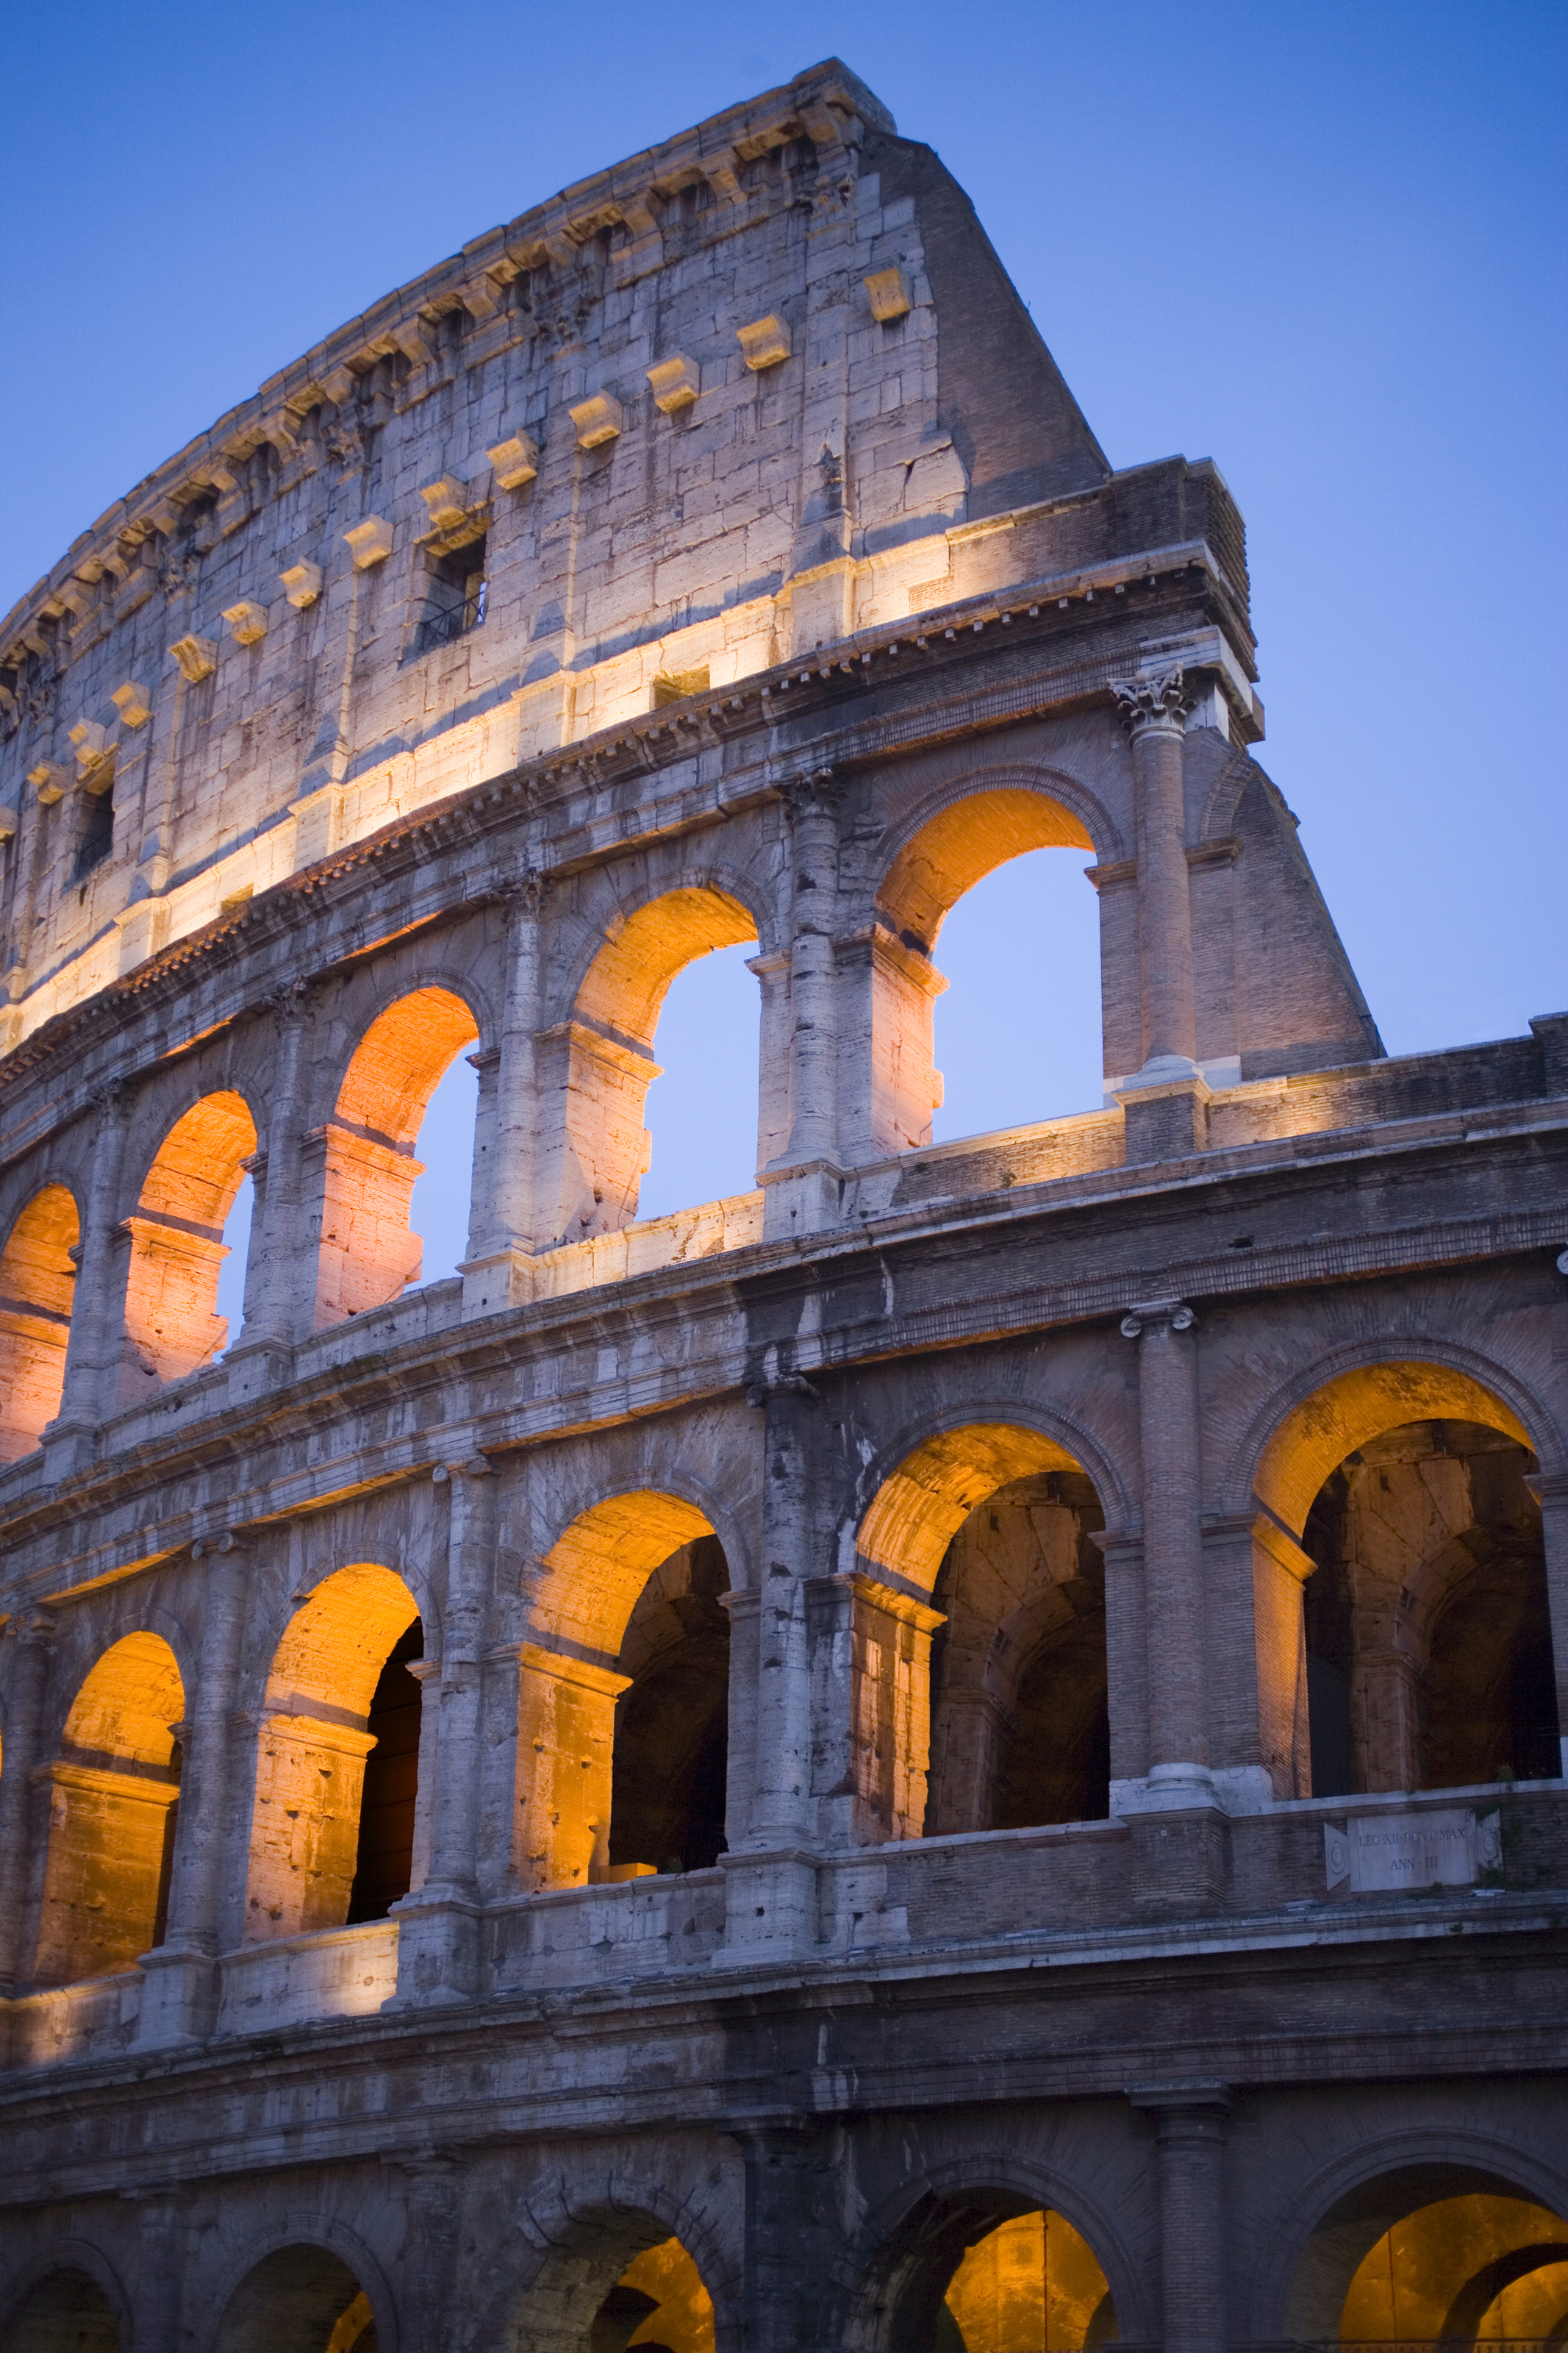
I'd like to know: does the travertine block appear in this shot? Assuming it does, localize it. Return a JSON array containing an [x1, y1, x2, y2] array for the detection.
[[279, 560, 323, 608], [222, 599, 269, 646], [27, 761, 70, 804], [570, 392, 623, 449], [736, 313, 792, 370], [646, 355, 701, 413], [111, 678, 152, 727], [418, 474, 470, 532], [343, 516, 394, 568], [168, 633, 218, 683], [487, 432, 540, 489], [864, 266, 912, 322]]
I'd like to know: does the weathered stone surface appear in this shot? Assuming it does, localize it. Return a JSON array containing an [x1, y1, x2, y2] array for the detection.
[[0, 55, 1564, 2352]]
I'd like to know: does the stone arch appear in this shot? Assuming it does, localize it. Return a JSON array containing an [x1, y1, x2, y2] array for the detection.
[[840, 2155, 1143, 2352], [118, 1091, 258, 1402], [0, 2243, 127, 2352], [494, 2193, 731, 2353], [1258, 2138, 1568, 2339], [841, 768, 1115, 1162], [34, 1631, 185, 1985], [1221, 1346, 1561, 1801], [0, 1180, 80, 1458], [872, 765, 1113, 955], [519, 1488, 725, 1891], [207, 2224, 393, 2353], [540, 878, 765, 1246], [243, 1562, 420, 1943], [850, 1414, 1118, 1848], [312, 982, 482, 1329], [1196, 741, 1263, 847]]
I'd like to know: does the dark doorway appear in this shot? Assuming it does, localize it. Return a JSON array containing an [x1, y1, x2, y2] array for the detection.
[[346, 1616, 423, 1921]]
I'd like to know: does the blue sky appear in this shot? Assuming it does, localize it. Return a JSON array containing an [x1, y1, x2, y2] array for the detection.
[[3, 1, 1563, 1296]]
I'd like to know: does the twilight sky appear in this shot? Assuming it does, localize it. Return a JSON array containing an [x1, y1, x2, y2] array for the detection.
[[2, 0, 1564, 1288]]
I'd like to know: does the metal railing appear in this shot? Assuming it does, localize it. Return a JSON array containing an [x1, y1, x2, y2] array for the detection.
[[416, 576, 486, 654]]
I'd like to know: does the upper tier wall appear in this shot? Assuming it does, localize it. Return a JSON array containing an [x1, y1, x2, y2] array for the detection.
[[0, 58, 1251, 1057]]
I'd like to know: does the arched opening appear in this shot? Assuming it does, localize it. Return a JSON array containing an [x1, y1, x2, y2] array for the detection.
[[245, 1564, 421, 1942], [873, 2192, 1118, 2352], [408, 1050, 481, 1288], [35, 1632, 184, 1985], [212, 1171, 254, 1353], [609, 1532, 731, 1876], [509, 2215, 715, 2353], [118, 1092, 257, 1404], [0, 2269, 121, 2352], [856, 1424, 1110, 1846], [1249, 1363, 1559, 1799], [213, 2247, 374, 2353], [1283, 2168, 1568, 2340], [0, 1183, 79, 1458], [518, 1491, 728, 1890], [313, 985, 479, 1329], [867, 787, 1101, 1163], [538, 888, 759, 1248], [635, 943, 764, 1222], [346, 1616, 424, 1922]]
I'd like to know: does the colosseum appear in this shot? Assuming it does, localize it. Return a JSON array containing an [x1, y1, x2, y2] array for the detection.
[[0, 54, 1563, 2353]]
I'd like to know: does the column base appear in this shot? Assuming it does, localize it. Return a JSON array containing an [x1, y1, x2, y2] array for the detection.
[[387, 1888, 482, 2007], [224, 1338, 296, 1406], [42, 1418, 98, 1483], [712, 1848, 820, 1965], [133, 1946, 218, 2047], [759, 1160, 851, 1241], [1114, 1068, 1211, 1163], [458, 1247, 534, 1320]]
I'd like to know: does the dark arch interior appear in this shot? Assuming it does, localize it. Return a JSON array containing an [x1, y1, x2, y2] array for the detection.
[[213, 2246, 373, 2353], [0, 2270, 119, 2353], [926, 1471, 1110, 1835], [1301, 1420, 1559, 1797], [346, 1616, 423, 1924], [609, 1534, 730, 1875]]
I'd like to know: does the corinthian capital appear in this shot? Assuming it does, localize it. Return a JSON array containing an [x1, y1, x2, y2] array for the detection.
[[1111, 666, 1187, 737]]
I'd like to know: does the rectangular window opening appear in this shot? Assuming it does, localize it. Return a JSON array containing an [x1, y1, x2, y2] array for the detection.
[[73, 787, 114, 883], [418, 534, 487, 655], [651, 666, 709, 709]]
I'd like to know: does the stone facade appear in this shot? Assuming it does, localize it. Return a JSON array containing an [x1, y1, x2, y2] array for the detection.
[[0, 57, 1564, 2353]]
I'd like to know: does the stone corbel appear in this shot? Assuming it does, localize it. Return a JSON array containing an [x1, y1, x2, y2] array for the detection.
[[390, 317, 434, 370], [864, 268, 912, 323], [416, 474, 479, 535], [737, 314, 791, 371], [222, 600, 269, 646], [67, 721, 116, 795], [168, 634, 218, 683], [569, 393, 623, 450], [27, 761, 71, 805], [488, 432, 540, 490], [111, 679, 152, 728], [279, 560, 323, 609], [343, 516, 393, 569]]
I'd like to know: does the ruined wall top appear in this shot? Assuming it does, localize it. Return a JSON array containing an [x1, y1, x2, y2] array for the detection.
[[0, 57, 1256, 1060]]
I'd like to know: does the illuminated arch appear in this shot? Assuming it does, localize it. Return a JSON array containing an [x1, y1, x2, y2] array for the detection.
[[35, 1632, 185, 1985], [119, 1092, 257, 1399], [858, 1420, 1097, 1598], [314, 982, 481, 1328], [496, 2199, 726, 2353], [842, 2158, 1142, 2353], [244, 1563, 420, 1943], [212, 2239, 382, 2353], [519, 1489, 719, 1891], [0, 1182, 79, 1458], [537, 884, 764, 1249], [876, 781, 1100, 955]]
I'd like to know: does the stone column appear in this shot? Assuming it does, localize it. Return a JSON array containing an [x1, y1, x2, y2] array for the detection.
[[1351, 1640, 1427, 1793], [1129, 2083, 1232, 2353], [125, 2194, 185, 2353], [393, 1458, 493, 2005], [1111, 669, 1208, 1161], [233, 982, 312, 1371], [463, 874, 547, 1317], [736, 2124, 840, 2353], [0, 1609, 55, 1994], [48, 1082, 130, 1466], [1120, 1300, 1226, 1906], [717, 1385, 822, 1960], [389, 2154, 463, 2353], [762, 773, 844, 1239], [809, 1574, 944, 1849], [138, 1538, 250, 2045]]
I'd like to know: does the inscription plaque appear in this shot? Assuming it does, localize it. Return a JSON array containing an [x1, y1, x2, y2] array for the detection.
[[1324, 1807, 1501, 1893]]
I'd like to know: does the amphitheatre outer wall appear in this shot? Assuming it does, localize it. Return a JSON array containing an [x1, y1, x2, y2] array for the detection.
[[0, 56, 1564, 2353]]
